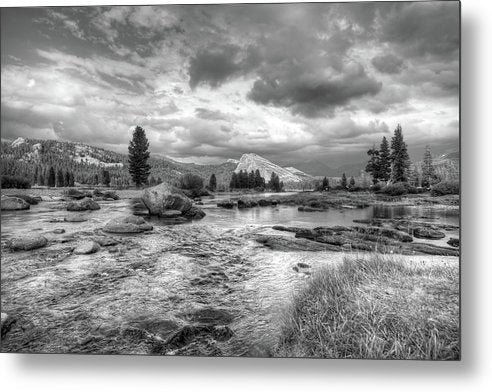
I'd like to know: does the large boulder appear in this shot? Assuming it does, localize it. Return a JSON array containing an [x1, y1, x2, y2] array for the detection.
[[74, 241, 100, 255], [1, 196, 30, 210], [184, 206, 206, 220], [103, 216, 153, 234], [7, 235, 48, 251], [142, 182, 192, 216], [8, 194, 40, 205], [67, 198, 100, 211], [64, 188, 87, 200]]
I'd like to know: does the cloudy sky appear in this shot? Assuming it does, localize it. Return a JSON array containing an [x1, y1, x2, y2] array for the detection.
[[1, 1, 459, 167]]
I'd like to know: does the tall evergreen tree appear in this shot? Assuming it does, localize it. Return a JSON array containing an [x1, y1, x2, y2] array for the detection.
[[421, 145, 436, 188], [390, 124, 410, 183], [64, 171, 70, 187], [229, 172, 238, 190], [365, 145, 380, 184], [68, 171, 75, 187], [128, 125, 151, 187], [349, 177, 356, 188], [248, 171, 255, 189], [341, 173, 347, 189], [48, 166, 56, 187], [56, 168, 64, 187], [101, 169, 111, 186], [322, 176, 329, 191], [254, 169, 262, 188], [268, 172, 282, 192], [378, 136, 391, 183], [209, 173, 217, 191]]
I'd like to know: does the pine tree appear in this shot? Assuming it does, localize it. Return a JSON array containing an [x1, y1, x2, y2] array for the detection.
[[378, 136, 391, 183], [229, 172, 238, 189], [254, 169, 265, 188], [248, 171, 255, 189], [365, 145, 380, 184], [390, 124, 410, 183], [48, 166, 56, 187], [56, 168, 64, 187], [68, 171, 75, 187], [101, 169, 111, 186], [268, 172, 281, 192], [64, 171, 70, 187], [322, 176, 329, 191], [209, 173, 217, 191], [349, 177, 356, 188], [341, 173, 347, 189], [421, 145, 436, 188], [128, 125, 151, 187]]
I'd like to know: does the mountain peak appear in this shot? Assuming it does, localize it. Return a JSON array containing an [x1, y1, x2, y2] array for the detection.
[[235, 153, 312, 183]]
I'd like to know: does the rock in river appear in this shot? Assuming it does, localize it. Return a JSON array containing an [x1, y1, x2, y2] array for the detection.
[[8, 194, 40, 205], [217, 201, 235, 209], [66, 198, 101, 211], [447, 237, 460, 248], [7, 235, 48, 251], [161, 209, 182, 218], [412, 227, 446, 240], [103, 216, 153, 234], [1, 196, 30, 210], [142, 182, 192, 216], [74, 241, 100, 255]]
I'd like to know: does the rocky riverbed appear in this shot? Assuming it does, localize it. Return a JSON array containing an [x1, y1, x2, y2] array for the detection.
[[1, 188, 460, 356]]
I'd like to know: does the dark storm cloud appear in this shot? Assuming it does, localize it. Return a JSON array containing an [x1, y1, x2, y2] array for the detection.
[[371, 53, 405, 74], [248, 63, 382, 117], [188, 45, 245, 89], [378, 2, 459, 59]]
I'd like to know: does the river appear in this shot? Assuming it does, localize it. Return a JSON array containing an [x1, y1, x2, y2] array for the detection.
[[0, 192, 459, 356]]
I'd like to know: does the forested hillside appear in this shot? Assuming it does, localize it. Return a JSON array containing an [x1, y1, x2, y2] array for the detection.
[[0, 138, 236, 188]]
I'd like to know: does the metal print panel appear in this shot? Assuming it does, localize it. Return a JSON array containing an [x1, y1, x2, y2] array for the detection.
[[0, 1, 460, 359]]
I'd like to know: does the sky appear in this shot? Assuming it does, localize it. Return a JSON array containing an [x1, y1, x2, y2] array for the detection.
[[0, 1, 460, 167]]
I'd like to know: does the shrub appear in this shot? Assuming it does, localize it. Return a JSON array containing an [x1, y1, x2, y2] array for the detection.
[[179, 173, 205, 198], [431, 181, 459, 196], [1, 175, 31, 189], [381, 182, 409, 196]]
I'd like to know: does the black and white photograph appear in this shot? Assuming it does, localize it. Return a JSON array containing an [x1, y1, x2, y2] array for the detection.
[[1, 1, 460, 360]]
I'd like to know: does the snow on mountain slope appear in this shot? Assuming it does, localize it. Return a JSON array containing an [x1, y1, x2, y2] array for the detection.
[[234, 153, 312, 183]]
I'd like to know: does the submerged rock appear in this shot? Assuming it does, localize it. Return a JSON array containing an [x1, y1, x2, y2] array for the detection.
[[217, 201, 235, 209], [1, 196, 30, 210], [74, 241, 100, 255], [179, 307, 235, 325], [142, 182, 192, 216], [256, 234, 337, 252], [183, 206, 206, 220], [7, 235, 48, 251], [298, 205, 325, 212], [103, 216, 153, 234], [64, 214, 88, 222], [67, 198, 100, 211], [447, 237, 460, 248]]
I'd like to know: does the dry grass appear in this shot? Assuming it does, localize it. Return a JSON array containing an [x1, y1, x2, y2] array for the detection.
[[275, 254, 460, 359]]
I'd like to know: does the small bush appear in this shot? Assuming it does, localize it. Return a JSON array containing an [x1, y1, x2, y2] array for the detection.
[[380, 182, 408, 196], [1, 175, 31, 189], [431, 181, 459, 196]]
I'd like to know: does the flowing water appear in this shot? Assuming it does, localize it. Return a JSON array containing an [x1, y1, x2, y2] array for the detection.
[[0, 194, 459, 356]]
